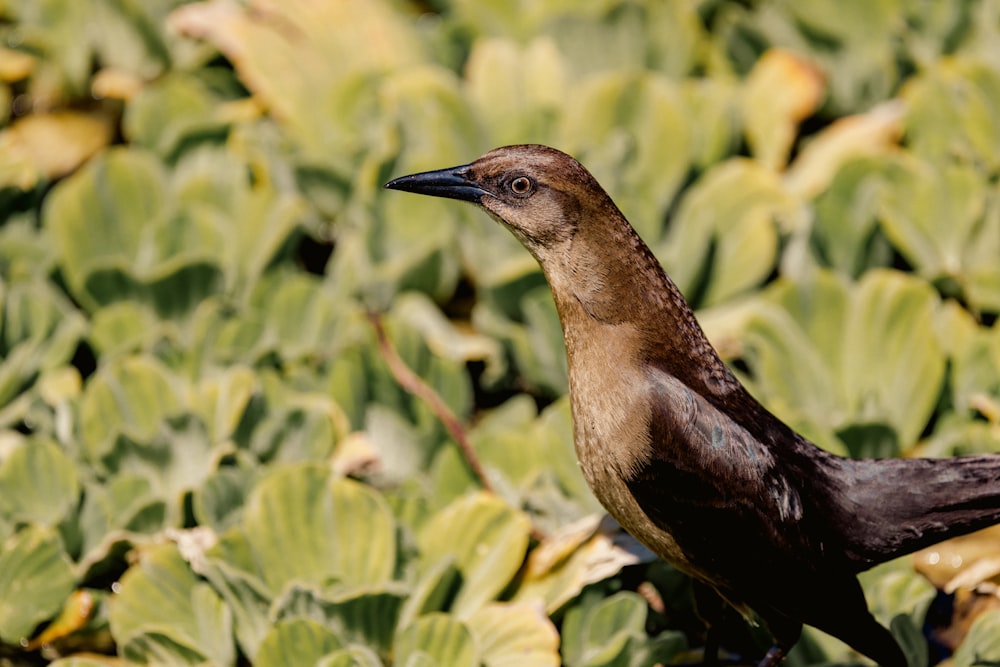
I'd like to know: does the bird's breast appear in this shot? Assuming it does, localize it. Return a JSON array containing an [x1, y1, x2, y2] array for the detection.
[[563, 319, 696, 570]]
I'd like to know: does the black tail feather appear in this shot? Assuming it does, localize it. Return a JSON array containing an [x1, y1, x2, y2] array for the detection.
[[836, 454, 1000, 569]]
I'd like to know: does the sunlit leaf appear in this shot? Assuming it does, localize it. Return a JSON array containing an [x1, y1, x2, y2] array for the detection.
[[0, 438, 78, 525], [514, 515, 646, 614], [395, 614, 477, 667], [783, 100, 904, 199], [0, 111, 113, 188], [742, 269, 945, 454], [110, 542, 234, 666], [240, 466, 396, 594], [660, 159, 791, 307], [468, 603, 560, 667], [417, 492, 531, 618], [560, 71, 692, 242], [741, 48, 824, 171], [255, 618, 343, 667], [170, 0, 425, 170], [465, 37, 566, 147]]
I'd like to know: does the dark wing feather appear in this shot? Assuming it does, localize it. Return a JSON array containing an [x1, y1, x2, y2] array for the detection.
[[624, 368, 840, 605]]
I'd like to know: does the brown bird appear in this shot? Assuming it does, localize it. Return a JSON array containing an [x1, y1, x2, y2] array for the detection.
[[385, 144, 1000, 667]]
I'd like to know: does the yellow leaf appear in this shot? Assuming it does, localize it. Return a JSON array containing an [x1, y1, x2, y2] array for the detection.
[[0, 111, 113, 187], [742, 48, 825, 171]]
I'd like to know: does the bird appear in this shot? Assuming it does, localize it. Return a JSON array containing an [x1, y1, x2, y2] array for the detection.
[[385, 144, 1000, 667]]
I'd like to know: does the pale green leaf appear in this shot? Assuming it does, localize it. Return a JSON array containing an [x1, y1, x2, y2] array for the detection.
[[0, 438, 78, 525], [241, 466, 396, 594], [467, 603, 560, 667], [79, 355, 182, 461], [661, 159, 791, 307], [109, 542, 234, 666], [43, 148, 166, 311], [255, 618, 343, 667], [560, 71, 691, 243], [0, 525, 75, 644], [417, 492, 531, 618], [395, 614, 477, 667]]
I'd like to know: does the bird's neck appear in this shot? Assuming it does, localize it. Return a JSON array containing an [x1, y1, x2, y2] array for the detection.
[[540, 214, 739, 401]]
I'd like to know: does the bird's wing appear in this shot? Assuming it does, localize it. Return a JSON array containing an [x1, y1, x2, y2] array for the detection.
[[624, 368, 818, 592]]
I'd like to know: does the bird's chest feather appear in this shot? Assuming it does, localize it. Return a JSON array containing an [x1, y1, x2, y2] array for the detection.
[[563, 321, 698, 569]]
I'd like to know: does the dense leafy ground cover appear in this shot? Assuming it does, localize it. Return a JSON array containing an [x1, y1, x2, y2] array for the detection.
[[3, 0, 1000, 665]]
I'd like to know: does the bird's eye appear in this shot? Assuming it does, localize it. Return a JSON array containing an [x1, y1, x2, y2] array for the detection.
[[509, 176, 533, 195]]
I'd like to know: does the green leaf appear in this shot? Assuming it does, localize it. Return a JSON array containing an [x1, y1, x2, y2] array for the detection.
[[76, 473, 162, 569], [742, 269, 945, 454], [467, 603, 560, 667], [741, 272, 849, 442], [198, 549, 273, 661], [110, 542, 235, 666], [859, 558, 936, 629], [190, 366, 257, 446], [562, 592, 645, 666], [560, 71, 692, 243], [88, 301, 161, 358], [192, 464, 258, 533], [953, 609, 1000, 666], [79, 355, 182, 461], [0, 280, 86, 409], [737, 0, 902, 112], [465, 37, 566, 147], [0, 438, 79, 525], [170, 0, 426, 167], [398, 557, 463, 631], [660, 159, 791, 307], [44, 148, 166, 311], [880, 157, 1000, 312], [317, 645, 384, 667], [123, 74, 226, 157], [472, 284, 567, 397], [249, 272, 347, 363], [741, 49, 823, 171], [811, 156, 895, 276], [271, 584, 405, 658], [395, 614, 477, 667], [43, 147, 232, 319], [561, 591, 685, 667], [842, 270, 945, 448], [0, 525, 76, 644], [170, 145, 306, 305], [240, 466, 397, 594], [417, 492, 531, 618], [255, 618, 343, 667], [103, 415, 224, 525], [903, 58, 1000, 169]]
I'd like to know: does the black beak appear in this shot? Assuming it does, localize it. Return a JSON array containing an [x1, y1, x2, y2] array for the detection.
[[384, 164, 490, 204]]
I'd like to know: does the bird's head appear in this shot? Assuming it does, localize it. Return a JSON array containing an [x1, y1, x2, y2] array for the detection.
[[385, 144, 611, 258]]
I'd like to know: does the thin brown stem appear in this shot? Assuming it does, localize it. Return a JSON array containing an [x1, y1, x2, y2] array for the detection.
[[367, 311, 494, 494]]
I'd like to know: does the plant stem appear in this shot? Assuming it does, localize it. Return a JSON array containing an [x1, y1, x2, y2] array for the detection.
[[367, 311, 494, 494]]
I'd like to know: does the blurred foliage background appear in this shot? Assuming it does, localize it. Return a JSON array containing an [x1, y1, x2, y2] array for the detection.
[[3, 0, 1000, 665]]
